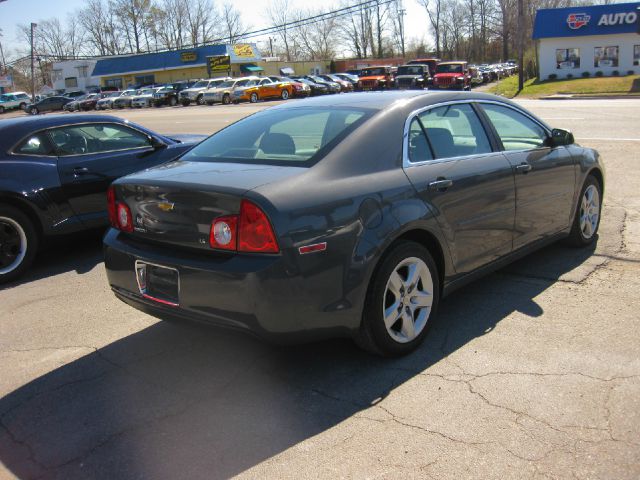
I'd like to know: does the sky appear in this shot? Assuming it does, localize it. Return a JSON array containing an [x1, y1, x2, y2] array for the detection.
[[0, 0, 430, 58]]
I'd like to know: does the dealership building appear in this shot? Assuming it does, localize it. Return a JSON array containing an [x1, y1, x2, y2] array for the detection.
[[533, 2, 640, 80]]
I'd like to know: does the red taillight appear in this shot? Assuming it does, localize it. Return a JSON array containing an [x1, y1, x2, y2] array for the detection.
[[238, 200, 279, 253], [209, 200, 279, 254], [107, 186, 117, 228], [116, 202, 133, 232], [209, 215, 237, 250]]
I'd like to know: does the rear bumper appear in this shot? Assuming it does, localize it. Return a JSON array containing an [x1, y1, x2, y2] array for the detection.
[[103, 229, 359, 343]]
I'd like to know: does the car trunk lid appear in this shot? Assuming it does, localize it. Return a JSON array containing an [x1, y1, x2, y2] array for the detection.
[[113, 160, 305, 251]]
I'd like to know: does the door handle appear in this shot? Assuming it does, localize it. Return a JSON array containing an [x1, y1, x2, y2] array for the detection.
[[428, 178, 453, 192], [515, 163, 532, 174], [73, 167, 90, 176]]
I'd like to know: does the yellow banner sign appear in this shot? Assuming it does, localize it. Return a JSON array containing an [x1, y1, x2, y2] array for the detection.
[[208, 55, 230, 71], [180, 51, 197, 62], [233, 44, 254, 58]]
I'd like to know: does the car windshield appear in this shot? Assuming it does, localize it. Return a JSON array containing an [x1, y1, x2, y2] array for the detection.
[[108, 92, 121, 97], [182, 107, 373, 166], [218, 81, 235, 88], [191, 81, 208, 88], [157, 88, 172, 93], [397, 66, 424, 75], [361, 68, 386, 76], [237, 79, 256, 87], [139, 89, 154, 95], [437, 64, 463, 74]]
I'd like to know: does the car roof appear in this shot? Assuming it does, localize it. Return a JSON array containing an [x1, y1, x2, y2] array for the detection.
[[0, 114, 130, 150], [268, 90, 521, 114]]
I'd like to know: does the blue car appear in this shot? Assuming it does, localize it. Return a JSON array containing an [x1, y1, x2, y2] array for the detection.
[[0, 114, 205, 283]]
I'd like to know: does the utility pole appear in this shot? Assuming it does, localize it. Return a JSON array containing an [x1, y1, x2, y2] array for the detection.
[[30, 22, 37, 101], [398, 5, 406, 59], [517, 0, 524, 92]]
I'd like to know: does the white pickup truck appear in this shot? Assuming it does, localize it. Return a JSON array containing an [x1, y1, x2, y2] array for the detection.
[[0, 91, 31, 113]]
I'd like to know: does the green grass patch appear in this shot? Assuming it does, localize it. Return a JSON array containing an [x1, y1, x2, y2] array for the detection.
[[490, 74, 640, 98]]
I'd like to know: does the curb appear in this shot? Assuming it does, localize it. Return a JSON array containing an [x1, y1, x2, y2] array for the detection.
[[540, 94, 640, 100]]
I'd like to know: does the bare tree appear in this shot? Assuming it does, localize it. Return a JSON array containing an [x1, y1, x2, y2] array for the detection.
[[266, 0, 295, 61], [109, 0, 154, 53], [185, 0, 217, 46], [219, 1, 249, 44], [291, 8, 338, 60], [418, 0, 442, 58], [337, 0, 373, 59]]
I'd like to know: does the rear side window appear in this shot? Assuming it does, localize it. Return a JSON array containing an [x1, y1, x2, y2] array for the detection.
[[14, 133, 55, 156], [481, 104, 547, 151], [407, 118, 434, 163], [182, 107, 372, 166], [418, 104, 492, 159]]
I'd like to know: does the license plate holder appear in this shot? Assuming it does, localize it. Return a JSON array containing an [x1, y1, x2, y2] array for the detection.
[[135, 260, 180, 307]]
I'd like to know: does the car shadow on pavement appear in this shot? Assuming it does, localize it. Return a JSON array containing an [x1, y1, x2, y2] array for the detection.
[[0, 230, 105, 291], [0, 239, 598, 479]]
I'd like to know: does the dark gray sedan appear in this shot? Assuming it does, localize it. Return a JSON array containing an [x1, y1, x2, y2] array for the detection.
[[104, 91, 604, 356]]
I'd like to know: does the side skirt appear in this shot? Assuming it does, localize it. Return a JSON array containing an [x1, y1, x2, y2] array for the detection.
[[442, 231, 569, 298]]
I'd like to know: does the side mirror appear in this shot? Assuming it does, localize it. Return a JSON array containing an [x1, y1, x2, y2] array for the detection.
[[549, 128, 574, 147], [149, 136, 167, 150]]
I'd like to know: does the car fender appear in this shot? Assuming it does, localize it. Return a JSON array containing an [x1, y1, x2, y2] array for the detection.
[[567, 144, 605, 219]]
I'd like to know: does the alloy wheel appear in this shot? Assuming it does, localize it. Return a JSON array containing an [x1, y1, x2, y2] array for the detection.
[[580, 184, 600, 239], [382, 256, 434, 343], [0, 216, 27, 275]]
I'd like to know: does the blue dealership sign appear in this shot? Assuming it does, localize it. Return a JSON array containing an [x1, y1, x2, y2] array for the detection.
[[533, 2, 640, 39]]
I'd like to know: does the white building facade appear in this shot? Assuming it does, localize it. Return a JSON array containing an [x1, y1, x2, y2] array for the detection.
[[50, 59, 100, 92], [533, 2, 640, 80]]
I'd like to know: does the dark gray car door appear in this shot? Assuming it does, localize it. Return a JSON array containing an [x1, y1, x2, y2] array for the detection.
[[479, 103, 576, 249], [402, 102, 516, 276]]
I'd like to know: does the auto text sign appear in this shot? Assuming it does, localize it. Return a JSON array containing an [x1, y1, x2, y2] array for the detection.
[[208, 55, 230, 71]]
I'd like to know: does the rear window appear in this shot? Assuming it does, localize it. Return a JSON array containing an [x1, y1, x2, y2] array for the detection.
[[182, 107, 373, 166]]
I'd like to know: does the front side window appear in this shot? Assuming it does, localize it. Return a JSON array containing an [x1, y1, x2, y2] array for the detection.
[[481, 104, 547, 151], [50, 124, 151, 156], [182, 107, 372, 166], [594, 46, 619, 68], [556, 48, 580, 69], [14, 133, 55, 156], [417, 104, 492, 159]]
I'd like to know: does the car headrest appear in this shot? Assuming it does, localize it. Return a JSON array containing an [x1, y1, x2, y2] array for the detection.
[[259, 133, 295, 155]]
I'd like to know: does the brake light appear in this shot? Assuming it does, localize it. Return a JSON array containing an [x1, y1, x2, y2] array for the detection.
[[117, 202, 134, 232], [209, 215, 237, 250], [208, 200, 279, 254], [238, 200, 279, 253], [107, 186, 117, 228]]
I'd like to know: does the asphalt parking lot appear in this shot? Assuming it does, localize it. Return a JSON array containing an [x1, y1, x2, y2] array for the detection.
[[1, 98, 639, 479]]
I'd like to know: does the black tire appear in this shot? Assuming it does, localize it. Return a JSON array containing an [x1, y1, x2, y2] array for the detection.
[[19, 102, 26, 110], [0, 106, 4, 114], [169, 96, 177, 107], [566, 175, 602, 247], [249, 92, 258, 103], [222, 94, 231, 105], [29, 107, 39, 115], [181, 100, 190, 107], [0, 205, 39, 284], [280, 89, 289, 100], [356, 241, 440, 356], [196, 94, 205, 106]]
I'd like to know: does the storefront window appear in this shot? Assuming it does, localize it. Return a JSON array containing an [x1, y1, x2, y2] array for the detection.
[[105, 78, 123, 89], [65, 77, 78, 88], [594, 46, 619, 68], [135, 75, 155, 86], [634, 45, 640, 67], [556, 48, 580, 69]]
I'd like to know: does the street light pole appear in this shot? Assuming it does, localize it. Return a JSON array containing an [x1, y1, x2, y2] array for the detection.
[[517, 0, 524, 92], [30, 22, 37, 102]]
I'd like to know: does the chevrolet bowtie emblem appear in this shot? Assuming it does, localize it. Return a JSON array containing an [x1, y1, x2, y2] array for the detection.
[[157, 201, 175, 212]]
